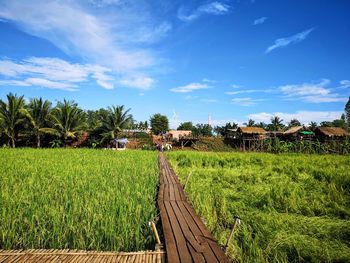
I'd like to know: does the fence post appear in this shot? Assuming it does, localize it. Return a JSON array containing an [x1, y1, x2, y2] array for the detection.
[[225, 216, 241, 251]]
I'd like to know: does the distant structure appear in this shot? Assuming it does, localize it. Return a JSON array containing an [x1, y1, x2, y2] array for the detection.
[[168, 130, 192, 141], [315, 127, 349, 142], [208, 114, 212, 127]]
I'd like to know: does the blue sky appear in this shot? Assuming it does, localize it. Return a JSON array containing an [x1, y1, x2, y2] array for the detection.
[[0, 0, 349, 128]]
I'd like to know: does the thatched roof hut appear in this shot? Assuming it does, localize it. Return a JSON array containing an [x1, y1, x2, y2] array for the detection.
[[283, 126, 314, 139], [236, 127, 267, 140], [238, 127, 267, 135], [284, 126, 305, 135], [315, 127, 349, 141]]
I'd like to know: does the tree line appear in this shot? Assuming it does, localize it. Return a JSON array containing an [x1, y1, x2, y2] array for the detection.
[[0, 93, 349, 147], [0, 93, 160, 148]]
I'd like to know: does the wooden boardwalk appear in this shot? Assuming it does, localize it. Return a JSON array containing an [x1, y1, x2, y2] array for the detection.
[[158, 153, 230, 263], [0, 249, 165, 262]]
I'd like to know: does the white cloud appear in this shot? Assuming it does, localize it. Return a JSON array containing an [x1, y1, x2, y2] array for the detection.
[[231, 97, 262, 106], [226, 89, 274, 95], [248, 111, 343, 124], [0, 0, 166, 89], [0, 57, 113, 90], [339, 80, 350, 89], [170, 82, 210, 93], [265, 28, 314, 53], [202, 78, 216, 83], [279, 79, 347, 103], [200, 98, 218, 103], [119, 76, 154, 90], [178, 1, 230, 22], [0, 78, 78, 91], [231, 84, 241, 89], [253, 17, 267, 25]]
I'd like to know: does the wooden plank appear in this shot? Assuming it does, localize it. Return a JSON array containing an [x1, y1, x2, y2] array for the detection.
[[163, 201, 192, 262], [158, 202, 180, 263], [169, 201, 206, 254], [168, 182, 176, 201], [182, 202, 229, 263]]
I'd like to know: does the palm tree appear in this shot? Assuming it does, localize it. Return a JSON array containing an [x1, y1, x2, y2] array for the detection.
[[0, 93, 26, 148], [270, 116, 284, 131], [308, 121, 318, 131], [288, 118, 301, 127], [245, 119, 255, 127], [23, 98, 52, 148], [44, 100, 86, 146], [99, 105, 132, 146]]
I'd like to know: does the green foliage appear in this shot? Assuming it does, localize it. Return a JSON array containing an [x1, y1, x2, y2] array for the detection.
[[99, 105, 133, 146], [288, 118, 301, 127], [24, 98, 52, 147], [0, 93, 26, 147], [177, 121, 194, 131], [167, 151, 350, 262], [150, 113, 169, 135], [268, 116, 285, 131], [214, 122, 238, 137], [345, 96, 350, 130], [192, 124, 213, 137], [47, 100, 86, 145], [245, 119, 255, 127], [0, 149, 158, 251]]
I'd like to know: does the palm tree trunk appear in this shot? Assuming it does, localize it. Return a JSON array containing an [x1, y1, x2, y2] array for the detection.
[[37, 134, 41, 148], [11, 137, 15, 148]]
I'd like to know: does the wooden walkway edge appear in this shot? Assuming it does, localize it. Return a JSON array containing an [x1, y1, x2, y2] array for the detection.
[[0, 249, 165, 262], [158, 153, 230, 263]]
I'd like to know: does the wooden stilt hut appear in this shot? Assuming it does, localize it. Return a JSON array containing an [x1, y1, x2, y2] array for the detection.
[[314, 127, 349, 142], [283, 126, 314, 141], [236, 127, 267, 151]]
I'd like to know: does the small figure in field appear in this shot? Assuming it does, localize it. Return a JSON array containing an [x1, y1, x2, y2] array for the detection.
[[165, 143, 172, 151]]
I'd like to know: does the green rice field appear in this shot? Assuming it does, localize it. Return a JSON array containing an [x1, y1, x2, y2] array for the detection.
[[167, 151, 350, 262], [0, 149, 159, 252]]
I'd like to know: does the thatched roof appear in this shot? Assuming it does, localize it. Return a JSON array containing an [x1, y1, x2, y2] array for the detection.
[[238, 127, 267, 134], [317, 127, 349, 137], [284, 126, 309, 135]]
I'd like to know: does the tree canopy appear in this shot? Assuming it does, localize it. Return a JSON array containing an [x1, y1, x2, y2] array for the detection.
[[150, 113, 169, 135]]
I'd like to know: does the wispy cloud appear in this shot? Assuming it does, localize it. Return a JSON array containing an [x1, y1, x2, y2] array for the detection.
[[339, 80, 350, 89], [0, 0, 168, 89], [279, 79, 347, 103], [200, 98, 218, 103], [202, 78, 216, 83], [231, 84, 241, 89], [253, 17, 267, 25], [265, 28, 314, 53], [231, 97, 262, 106], [226, 89, 274, 95], [0, 57, 113, 91], [170, 82, 210, 93], [119, 76, 154, 90], [178, 1, 230, 22], [248, 111, 343, 124]]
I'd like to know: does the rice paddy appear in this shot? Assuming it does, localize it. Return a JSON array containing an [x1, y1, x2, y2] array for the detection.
[[166, 151, 350, 262], [0, 149, 159, 252]]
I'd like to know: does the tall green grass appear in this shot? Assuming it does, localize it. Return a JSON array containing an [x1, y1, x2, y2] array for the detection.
[[167, 151, 350, 262], [0, 149, 159, 251]]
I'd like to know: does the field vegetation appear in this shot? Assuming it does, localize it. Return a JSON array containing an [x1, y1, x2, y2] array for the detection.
[[0, 149, 159, 252], [167, 151, 350, 262]]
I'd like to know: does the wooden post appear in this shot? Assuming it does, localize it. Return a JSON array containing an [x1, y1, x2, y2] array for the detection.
[[225, 216, 241, 250], [150, 221, 161, 246]]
